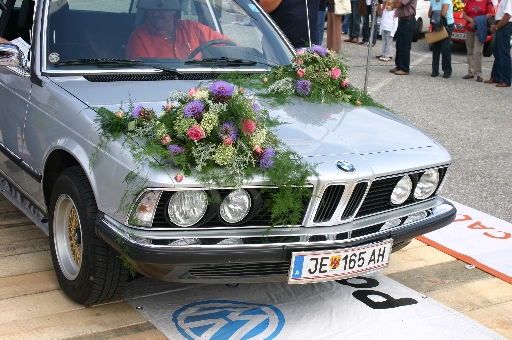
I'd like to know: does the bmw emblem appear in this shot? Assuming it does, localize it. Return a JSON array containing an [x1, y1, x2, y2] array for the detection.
[[336, 160, 355, 173]]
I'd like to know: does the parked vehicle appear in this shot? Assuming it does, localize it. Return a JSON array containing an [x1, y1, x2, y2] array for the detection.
[[0, 0, 456, 306], [451, 10, 495, 57], [414, 0, 432, 42]]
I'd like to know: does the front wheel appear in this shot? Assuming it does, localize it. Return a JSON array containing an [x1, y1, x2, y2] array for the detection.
[[483, 33, 495, 57], [49, 166, 129, 305]]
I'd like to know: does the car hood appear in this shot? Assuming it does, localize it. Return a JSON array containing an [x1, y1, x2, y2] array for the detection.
[[54, 78, 441, 157]]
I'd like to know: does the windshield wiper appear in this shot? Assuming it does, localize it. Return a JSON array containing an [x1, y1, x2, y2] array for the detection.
[[53, 58, 182, 76], [184, 57, 259, 66]]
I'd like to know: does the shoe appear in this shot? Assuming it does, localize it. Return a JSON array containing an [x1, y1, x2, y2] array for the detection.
[[372, 43, 376, 47], [351, 38, 359, 43], [381, 57, 391, 61], [389, 67, 398, 73], [394, 70, 409, 75], [357, 41, 367, 45], [443, 74, 451, 78], [476, 76, 483, 82], [462, 74, 474, 79], [484, 78, 497, 84], [496, 82, 511, 87], [376, 55, 383, 58], [344, 38, 352, 42], [431, 73, 438, 77], [342, 31, 348, 34]]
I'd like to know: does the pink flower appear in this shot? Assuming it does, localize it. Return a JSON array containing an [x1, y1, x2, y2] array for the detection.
[[224, 137, 233, 146], [175, 174, 183, 182], [356, 100, 361, 106], [238, 87, 245, 94], [161, 135, 171, 146], [297, 69, 305, 78], [241, 118, 256, 135], [296, 59, 303, 65], [165, 103, 172, 112], [262, 77, 268, 83], [341, 79, 350, 88], [188, 88, 198, 96], [186, 125, 206, 141], [115, 109, 124, 118], [253, 145, 263, 156], [296, 49, 306, 55], [330, 68, 341, 79]]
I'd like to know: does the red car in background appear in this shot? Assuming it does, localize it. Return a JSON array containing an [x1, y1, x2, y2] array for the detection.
[[450, 9, 495, 57]]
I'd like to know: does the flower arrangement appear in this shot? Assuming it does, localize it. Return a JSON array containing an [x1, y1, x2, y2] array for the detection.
[[452, 0, 465, 12], [94, 81, 317, 227]]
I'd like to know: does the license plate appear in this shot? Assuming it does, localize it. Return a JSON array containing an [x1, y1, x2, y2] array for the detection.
[[452, 32, 466, 40], [288, 239, 392, 284]]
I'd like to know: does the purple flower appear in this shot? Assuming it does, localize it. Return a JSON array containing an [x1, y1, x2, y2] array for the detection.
[[132, 104, 143, 118], [309, 45, 327, 57], [183, 99, 204, 118], [252, 102, 261, 111], [259, 147, 275, 169], [168, 144, 185, 155], [218, 121, 238, 141], [209, 81, 234, 97], [296, 80, 311, 96]]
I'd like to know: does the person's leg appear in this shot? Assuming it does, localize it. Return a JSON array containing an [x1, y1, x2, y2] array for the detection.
[[333, 13, 342, 50], [384, 30, 392, 57], [361, 14, 370, 42], [472, 31, 484, 77], [342, 15, 349, 33], [400, 17, 414, 73], [495, 23, 512, 84], [394, 20, 403, 70], [372, 15, 379, 45], [465, 30, 476, 76], [431, 40, 441, 75], [318, 9, 327, 45], [441, 24, 453, 76], [327, 12, 335, 49], [490, 28, 503, 82], [350, 1, 360, 39]]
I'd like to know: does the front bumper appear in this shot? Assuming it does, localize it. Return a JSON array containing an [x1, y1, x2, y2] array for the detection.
[[96, 198, 456, 282]]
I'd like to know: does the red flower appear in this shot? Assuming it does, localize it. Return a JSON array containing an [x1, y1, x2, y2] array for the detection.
[[175, 174, 183, 182], [297, 69, 305, 78], [187, 125, 206, 141], [330, 68, 341, 79], [161, 135, 171, 146], [241, 118, 256, 135], [224, 137, 233, 146], [238, 87, 245, 94]]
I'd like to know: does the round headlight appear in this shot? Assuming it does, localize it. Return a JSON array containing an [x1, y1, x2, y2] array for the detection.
[[167, 191, 208, 227], [414, 169, 439, 199], [390, 175, 412, 205], [220, 190, 251, 224]]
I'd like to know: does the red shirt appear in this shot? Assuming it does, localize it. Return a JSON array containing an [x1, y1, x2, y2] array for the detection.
[[126, 20, 230, 59], [463, 0, 494, 32]]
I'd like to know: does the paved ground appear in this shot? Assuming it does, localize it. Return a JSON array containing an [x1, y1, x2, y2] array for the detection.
[[0, 34, 511, 339]]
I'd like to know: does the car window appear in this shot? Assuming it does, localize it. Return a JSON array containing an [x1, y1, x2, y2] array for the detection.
[[44, 0, 293, 72]]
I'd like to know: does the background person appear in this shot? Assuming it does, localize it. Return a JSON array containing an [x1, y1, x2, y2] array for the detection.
[[485, 0, 512, 87], [428, 0, 454, 78], [318, 0, 328, 45], [378, 0, 397, 61], [462, 0, 494, 82], [357, 0, 372, 44], [344, 0, 362, 43], [390, 0, 417, 75], [327, 0, 343, 50]]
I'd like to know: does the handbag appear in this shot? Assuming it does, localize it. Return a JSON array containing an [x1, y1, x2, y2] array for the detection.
[[424, 26, 449, 44], [334, 0, 351, 15]]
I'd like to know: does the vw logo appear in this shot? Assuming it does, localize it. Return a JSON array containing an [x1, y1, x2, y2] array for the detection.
[[173, 300, 285, 339], [336, 160, 355, 173]]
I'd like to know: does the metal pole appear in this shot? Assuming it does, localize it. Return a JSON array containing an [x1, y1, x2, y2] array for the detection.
[[305, 0, 311, 45], [363, 0, 379, 92]]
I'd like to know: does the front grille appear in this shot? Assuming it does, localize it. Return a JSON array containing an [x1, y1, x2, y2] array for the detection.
[[351, 223, 384, 238], [190, 262, 289, 277], [84, 73, 259, 82], [340, 182, 368, 220], [313, 185, 345, 222]]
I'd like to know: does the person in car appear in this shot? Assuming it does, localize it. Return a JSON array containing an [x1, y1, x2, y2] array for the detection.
[[126, 9, 231, 59], [462, 0, 494, 82]]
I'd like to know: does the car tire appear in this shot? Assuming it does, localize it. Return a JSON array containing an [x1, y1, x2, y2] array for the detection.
[[483, 33, 495, 57], [412, 18, 422, 42], [49, 166, 129, 306]]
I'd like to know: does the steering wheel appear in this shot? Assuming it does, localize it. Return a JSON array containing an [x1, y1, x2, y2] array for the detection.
[[187, 39, 237, 59]]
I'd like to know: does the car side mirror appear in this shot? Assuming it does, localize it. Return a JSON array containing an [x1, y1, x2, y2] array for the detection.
[[0, 43, 22, 67]]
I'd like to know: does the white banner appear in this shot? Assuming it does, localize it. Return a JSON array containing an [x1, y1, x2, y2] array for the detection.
[[419, 200, 512, 284], [122, 273, 503, 340]]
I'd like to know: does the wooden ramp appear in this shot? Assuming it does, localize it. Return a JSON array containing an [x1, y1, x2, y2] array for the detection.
[[0, 193, 510, 339]]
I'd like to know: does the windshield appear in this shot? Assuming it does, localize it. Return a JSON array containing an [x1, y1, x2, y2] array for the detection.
[[43, 0, 294, 72]]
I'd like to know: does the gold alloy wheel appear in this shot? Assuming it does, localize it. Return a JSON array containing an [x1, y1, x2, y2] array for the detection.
[[54, 194, 83, 280]]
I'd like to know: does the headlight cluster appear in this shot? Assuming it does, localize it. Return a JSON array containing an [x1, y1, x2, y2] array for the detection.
[[390, 169, 440, 206], [130, 188, 263, 228]]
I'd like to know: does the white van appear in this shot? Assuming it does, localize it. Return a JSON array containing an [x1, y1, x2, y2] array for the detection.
[[413, 0, 431, 42]]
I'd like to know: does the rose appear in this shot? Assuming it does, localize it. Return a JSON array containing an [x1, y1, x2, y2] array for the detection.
[[175, 174, 183, 182], [186, 125, 206, 141], [224, 137, 233, 146], [165, 103, 172, 112], [115, 109, 124, 118], [241, 118, 256, 135], [341, 79, 350, 88], [297, 69, 305, 78], [238, 87, 245, 94], [253, 145, 263, 156], [161, 135, 171, 146], [330, 68, 341, 79], [356, 100, 361, 106], [188, 88, 198, 96], [296, 49, 306, 55], [296, 59, 303, 65]]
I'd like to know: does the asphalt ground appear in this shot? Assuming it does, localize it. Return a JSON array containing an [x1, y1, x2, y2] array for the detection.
[[334, 32, 512, 224]]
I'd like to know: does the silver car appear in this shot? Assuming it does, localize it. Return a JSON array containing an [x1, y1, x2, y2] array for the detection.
[[0, 0, 455, 305]]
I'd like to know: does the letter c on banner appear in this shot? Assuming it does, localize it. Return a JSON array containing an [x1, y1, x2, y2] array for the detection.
[[483, 231, 511, 239]]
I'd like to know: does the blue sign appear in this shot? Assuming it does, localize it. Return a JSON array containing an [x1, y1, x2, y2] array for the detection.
[[292, 255, 304, 278], [173, 300, 285, 339]]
